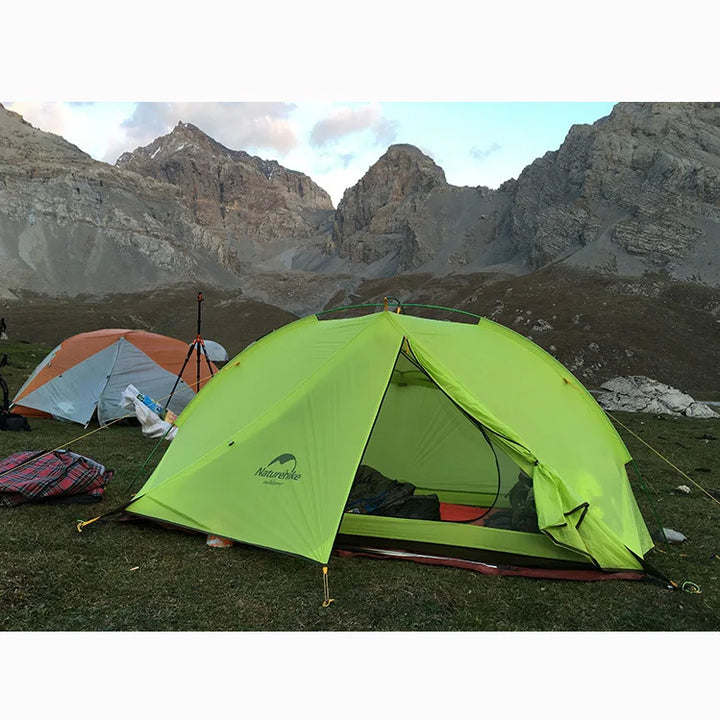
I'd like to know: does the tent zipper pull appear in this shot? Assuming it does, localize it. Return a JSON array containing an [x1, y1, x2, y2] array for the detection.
[[322, 566, 334, 608]]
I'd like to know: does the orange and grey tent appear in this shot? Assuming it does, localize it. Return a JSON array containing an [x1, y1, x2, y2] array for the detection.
[[12, 329, 217, 427]]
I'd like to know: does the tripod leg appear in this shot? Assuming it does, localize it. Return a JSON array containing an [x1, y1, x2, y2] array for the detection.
[[168, 342, 196, 406], [199, 342, 216, 379], [195, 341, 202, 392]]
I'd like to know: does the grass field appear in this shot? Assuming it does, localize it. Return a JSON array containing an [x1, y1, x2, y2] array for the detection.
[[1, 340, 719, 632]]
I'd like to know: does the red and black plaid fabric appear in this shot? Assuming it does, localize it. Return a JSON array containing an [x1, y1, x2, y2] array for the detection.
[[0, 450, 113, 507]]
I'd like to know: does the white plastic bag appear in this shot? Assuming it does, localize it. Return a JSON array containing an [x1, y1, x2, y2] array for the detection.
[[121, 384, 177, 440]]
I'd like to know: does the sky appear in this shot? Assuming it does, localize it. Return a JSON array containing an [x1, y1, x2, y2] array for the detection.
[[4, 101, 617, 206], [4, 3, 716, 209]]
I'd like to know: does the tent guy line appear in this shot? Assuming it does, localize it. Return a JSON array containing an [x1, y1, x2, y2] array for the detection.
[[608, 412, 720, 508]]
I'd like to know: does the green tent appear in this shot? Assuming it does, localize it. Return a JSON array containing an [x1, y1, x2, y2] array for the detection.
[[124, 309, 654, 576]]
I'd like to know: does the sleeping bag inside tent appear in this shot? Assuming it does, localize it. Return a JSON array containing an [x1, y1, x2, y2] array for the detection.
[[123, 310, 655, 576], [12, 329, 217, 427]]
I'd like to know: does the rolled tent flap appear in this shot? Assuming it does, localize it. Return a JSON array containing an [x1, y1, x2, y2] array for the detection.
[[385, 312, 653, 570], [532, 463, 645, 570]]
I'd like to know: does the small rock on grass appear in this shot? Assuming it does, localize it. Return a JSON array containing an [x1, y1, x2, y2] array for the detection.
[[653, 528, 687, 544]]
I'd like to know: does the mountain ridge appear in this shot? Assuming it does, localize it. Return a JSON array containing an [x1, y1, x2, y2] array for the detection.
[[4, 102, 720, 299]]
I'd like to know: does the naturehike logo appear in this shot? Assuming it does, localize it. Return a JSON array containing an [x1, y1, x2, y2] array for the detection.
[[255, 453, 302, 485]]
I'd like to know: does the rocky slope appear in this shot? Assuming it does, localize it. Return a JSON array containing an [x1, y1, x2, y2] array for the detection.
[[505, 102, 720, 285], [319, 103, 720, 285], [328, 144, 449, 272], [117, 122, 334, 267], [294, 143, 517, 278], [0, 105, 241, 298], [4, 101, 720, 300]]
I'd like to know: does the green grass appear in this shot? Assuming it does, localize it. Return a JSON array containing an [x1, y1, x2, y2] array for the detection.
[[1, 343, 719, 631]]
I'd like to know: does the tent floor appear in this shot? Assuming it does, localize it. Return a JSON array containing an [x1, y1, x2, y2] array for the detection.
[[334, 501, 649, 581], [332, 546, 648, 581]]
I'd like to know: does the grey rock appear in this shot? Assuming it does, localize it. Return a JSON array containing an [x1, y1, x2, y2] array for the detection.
[[532, 319, 553, 332], [0, 105, 241, 295], [506, 102, 720, 286], [686, 402, 720, 418], [6, 101, 720, 303], [325, 143, 520, 278], [653, 528, 687, 544], [319, 103, 720, 285], [597, 375, 719, 418]]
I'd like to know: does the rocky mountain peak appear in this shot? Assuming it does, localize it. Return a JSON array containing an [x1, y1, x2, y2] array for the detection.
[[0, 104, 240, 299], [5, 101, 720, 310], [118, 121, 244, 166], [116, 122, 334, 255], [355, 143, 447, 199], [327, 144, 449, 274]]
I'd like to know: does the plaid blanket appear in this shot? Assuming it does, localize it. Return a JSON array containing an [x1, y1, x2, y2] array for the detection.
[[0, 450, 113, 507]]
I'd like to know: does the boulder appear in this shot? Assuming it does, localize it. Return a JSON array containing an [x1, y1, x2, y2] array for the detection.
[[686, 402, 720, 419], [597, 375, 719, 418]]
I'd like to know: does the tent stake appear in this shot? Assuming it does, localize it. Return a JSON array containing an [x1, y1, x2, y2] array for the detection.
[[322, 566, 334, 607]]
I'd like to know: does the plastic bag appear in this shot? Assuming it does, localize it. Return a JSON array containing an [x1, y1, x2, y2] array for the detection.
[[121, 384, 177, 440]]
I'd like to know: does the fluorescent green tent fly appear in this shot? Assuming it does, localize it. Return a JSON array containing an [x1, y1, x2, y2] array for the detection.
[[124, 309, 655, 576]]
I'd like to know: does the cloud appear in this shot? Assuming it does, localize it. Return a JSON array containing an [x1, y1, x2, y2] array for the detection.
[[6, 102, 76, 142], [4, 101, 302, 166], [338, 152, 356, 169], [309, 104, 398, 148], [107, 102, 300, 162], [470, 142, 501, 161], [373, 116, 399, 146]]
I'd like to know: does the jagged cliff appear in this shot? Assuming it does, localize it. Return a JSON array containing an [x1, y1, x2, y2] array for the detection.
[[306, 143, 516, 278], [328, 144, 448, 270], [116, 122, 334, 266], [505, 102, 720, 284]]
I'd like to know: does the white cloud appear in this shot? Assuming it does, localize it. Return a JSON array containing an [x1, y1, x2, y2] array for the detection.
[[6, 101, 83, 149], [470, 142, 502, 161], [309, 104, 398, 148]]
